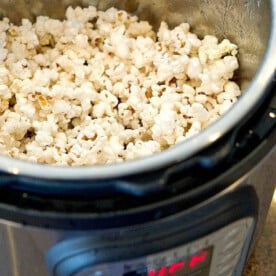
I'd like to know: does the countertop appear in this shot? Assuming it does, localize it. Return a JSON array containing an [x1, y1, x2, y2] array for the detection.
[[243, 190, 276, 276]]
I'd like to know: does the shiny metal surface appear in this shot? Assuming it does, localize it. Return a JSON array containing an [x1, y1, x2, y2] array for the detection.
[[0, 0, 274, 179], [244, 190, 276, 275], [0, 148, 274, 276], [0, 223, 61, 276]]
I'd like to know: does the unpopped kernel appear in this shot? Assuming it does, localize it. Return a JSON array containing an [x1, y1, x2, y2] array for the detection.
[[0, 6, 241, 165]]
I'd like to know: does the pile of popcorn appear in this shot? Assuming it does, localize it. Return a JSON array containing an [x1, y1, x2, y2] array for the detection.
[[0, 6, 241, 165]]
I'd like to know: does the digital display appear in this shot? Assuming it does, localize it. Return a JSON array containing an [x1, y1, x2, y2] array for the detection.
[[123, 247, 213, 276]]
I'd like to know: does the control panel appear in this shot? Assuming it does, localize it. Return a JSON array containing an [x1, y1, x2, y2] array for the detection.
[[48, 217, 254, 276]]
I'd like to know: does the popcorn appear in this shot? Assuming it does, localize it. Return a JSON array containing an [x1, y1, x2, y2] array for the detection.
[[187, 57, 202, 80], [11, 59, 32, 80], [0, 6, 241, 165], [0, 84, 11, 99]]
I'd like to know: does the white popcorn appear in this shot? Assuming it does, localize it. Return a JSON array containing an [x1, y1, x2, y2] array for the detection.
[[0, 48, 8, 61], [100, 90, 119, 108], [1, 112, 31, 140], [191, 103, 210, 122], [52, 100, 71, 114], [224, 81, 241, 97], [0, 84, 11, 99], [35, 131, 54, 147], [219, 100, 234, 115], [0, 6, 241, 165], [110, 29, 130, 59], [15, 102, 36, 118], [11, 59, 32, 80], [125, 140, 161, 160], [187, 57, 202, 79], [186, 121, 202, 138], [0, 66, 10, 84]]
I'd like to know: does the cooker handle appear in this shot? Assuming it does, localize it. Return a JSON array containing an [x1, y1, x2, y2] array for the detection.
[[114, 134, 237, 196]]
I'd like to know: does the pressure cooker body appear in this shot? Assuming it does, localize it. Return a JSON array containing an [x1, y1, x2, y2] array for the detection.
[[0, 1, 275, 276], [0, 146, 275, 276]]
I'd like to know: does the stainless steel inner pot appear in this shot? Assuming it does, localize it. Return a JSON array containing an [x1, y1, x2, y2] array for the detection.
[[0, 0, 275, 179]]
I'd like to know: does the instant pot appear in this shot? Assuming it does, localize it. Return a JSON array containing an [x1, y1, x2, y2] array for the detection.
[[0, 1, 275, 276]]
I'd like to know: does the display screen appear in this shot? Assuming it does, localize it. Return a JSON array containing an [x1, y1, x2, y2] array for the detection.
[[123, 247, 213, 276]]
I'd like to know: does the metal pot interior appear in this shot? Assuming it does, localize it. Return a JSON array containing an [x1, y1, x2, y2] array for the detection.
[[0, 0, 274, 180]]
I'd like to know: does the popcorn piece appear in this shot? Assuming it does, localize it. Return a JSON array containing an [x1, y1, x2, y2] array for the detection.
[[187, 57, 202, 79]]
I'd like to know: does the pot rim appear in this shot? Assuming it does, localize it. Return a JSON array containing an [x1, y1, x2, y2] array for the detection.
[[0, 2, 275, 180]]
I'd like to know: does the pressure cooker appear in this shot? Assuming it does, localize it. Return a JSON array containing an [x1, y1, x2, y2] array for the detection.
[[0, 1, 275, 276]]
